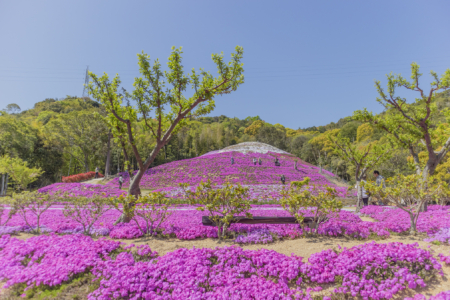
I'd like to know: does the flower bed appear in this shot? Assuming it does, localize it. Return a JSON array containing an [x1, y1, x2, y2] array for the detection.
[[62, 171, 104, 183], [361, 205, 450, 235], [0, 206, 421, 241], [406, 292, 450, 300], [0, 234, 442, 299], [1, 204, 450, 242]]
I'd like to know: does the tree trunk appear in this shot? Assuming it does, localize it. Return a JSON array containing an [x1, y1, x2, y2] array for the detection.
[[4, 174, 8, 196], [355, 179, 362, 213], [115, 169, 145, 224], [84, 154, 90, 173], [409, 213, 417, 235], [1, 174, 4, 196], [120, 144, 132, 176], [105, 131, 112, 177], [419, 165, 431, 212]]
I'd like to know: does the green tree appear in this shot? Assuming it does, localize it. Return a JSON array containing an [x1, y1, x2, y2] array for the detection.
[[280, 177, 343, 235], [181, 180, 252, 241], [329, 136, 391, 212], [353, 63, 450, 182], [43, 110, 109, 172], [0, 155, 43, 191], [0, 115, 37, 157], [256, 125, 288, 150], [339, 121, 360, 141], [244, 120, 265, 136], [356, 123, 374, 142], [4, 103, 21, 114], [88, 46, 244, 223]]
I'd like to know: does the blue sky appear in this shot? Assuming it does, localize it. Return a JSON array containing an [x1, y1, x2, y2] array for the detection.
[[1, 0, 449, 129]]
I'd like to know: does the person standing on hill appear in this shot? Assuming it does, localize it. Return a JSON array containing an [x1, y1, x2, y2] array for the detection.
[[274, 157, 280, 166], [281, 175, 286, 185], [253, 158, 257, 165], [119, 175, 124, 189], [95, 166, 99, 179], [258, 157, 262, 165], [231, 157, 234, 165]]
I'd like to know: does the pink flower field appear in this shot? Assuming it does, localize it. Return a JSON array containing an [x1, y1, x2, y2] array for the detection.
[[0, 234, 444, 300], [2, 204, 450, 298], [105, 150, 349, 199], [3, 147, 450, 298], [2, 205, 450, 240]]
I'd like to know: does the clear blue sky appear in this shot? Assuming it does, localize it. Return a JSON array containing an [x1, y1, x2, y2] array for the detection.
[[1, 0, 449, 129]]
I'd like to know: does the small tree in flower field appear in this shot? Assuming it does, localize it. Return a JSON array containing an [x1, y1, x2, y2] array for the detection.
[[63, 195, 113, 236], [0, 202, 16, 227], [110, 193, 172, 237], [88, 46, 244, 223], [10, 191, 55, 234], [133, 193, 172, 237], [181, 180, 252, 241], [329, 135, 391, 213], [280, 177, 343, 235], [364, 174, 449, 235]]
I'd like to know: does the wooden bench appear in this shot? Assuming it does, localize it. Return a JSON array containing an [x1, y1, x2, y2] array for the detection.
[[201, 216, 323, 228]]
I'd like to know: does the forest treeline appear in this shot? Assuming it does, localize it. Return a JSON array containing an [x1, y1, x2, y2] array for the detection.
[[1, 90, 450, 188]]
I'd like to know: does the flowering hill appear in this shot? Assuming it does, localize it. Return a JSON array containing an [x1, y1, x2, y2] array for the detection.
[[106, 142, 349, 199]]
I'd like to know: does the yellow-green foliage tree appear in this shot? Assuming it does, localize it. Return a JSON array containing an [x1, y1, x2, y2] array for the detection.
[[356, 123, 374, 142], [88, 46, 244, 223], [244, 120, 265, 136], [354, 63, 450, 184], [309, 129, 340, 153], [181, 180, 252, 241], [309, 129, 340, 171], [0, 155, 43, 191], [280, 177, 343, 235], [286, 128, 300, 137], [329, 136, 391, 212]]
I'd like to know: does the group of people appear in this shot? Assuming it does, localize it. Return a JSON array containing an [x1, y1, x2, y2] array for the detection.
[[252, 158, 263, 165], [359, 170, 385, 206]]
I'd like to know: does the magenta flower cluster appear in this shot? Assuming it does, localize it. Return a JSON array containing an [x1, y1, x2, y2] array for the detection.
[[0, 234, 442, 300], [0, 234, 121, 290], [361, 205, 450, 235], [405, 291, 450, 300]]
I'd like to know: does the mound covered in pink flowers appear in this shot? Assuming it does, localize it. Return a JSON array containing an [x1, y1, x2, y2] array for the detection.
[[105, 147, 348, 200]]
